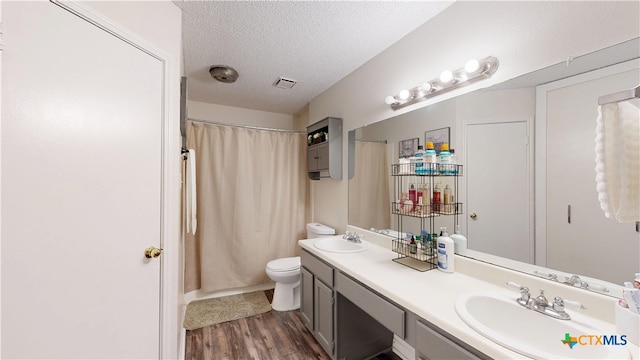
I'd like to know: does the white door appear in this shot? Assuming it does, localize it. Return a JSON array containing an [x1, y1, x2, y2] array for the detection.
[[465, 119, 532, 263], [2, 2, 163, 358], [544, 66, 640, 284]]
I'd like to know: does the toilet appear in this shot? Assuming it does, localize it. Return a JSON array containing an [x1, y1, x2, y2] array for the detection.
[[266, 222, 335, 311]]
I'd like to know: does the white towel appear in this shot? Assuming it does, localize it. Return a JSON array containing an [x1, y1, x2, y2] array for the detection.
[[186, 149, 197, 234], [595, 99, 640, 222]]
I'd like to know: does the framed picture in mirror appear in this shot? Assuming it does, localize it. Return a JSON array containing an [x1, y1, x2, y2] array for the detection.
[[425, 127, 450, 153], [399, 138, 419, 158]]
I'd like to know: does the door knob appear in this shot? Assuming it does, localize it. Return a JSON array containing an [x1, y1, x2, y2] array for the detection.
[[144, 246, 163, 259], [470, 212, 477, 219]]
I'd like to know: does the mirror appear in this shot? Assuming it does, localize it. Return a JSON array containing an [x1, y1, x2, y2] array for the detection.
[[348, 38, 640, 298]]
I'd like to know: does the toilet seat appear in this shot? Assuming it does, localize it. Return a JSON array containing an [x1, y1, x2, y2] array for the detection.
[[266, 256, 300, 272]]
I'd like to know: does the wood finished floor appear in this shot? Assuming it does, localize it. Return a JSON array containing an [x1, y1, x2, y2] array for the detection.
[[185, 290, 402, 360]]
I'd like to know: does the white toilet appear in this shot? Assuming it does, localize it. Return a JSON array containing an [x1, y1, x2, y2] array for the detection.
[[266, 222, 335, 311]]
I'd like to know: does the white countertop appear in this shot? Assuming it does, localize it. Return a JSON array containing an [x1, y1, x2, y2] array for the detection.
[[298, 236, 639, 359]]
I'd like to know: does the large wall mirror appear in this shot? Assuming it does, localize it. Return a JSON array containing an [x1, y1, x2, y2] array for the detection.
[[348, 38, 640, 298]]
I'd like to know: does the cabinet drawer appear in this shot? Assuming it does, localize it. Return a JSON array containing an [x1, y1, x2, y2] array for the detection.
[[415, 320, 485, 360], [301, 250, 333, 286], [335, 272, 405, 337]]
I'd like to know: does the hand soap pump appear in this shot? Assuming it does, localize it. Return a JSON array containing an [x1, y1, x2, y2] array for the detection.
[[450, 224, 468, 255], [437, 227, 455, 273]]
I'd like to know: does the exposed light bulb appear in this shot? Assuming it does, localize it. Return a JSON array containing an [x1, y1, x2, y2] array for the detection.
[[398, 89, 411, 100], [385, 96, 396, 105], [439, 70, 454, 83], [465, 59, 480, 73]]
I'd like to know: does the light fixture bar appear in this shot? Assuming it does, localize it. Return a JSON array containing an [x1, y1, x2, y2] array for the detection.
[[387, 56, 499, 111]]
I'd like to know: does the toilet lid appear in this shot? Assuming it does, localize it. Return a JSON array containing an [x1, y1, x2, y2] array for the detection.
[[266, 256, 300, 272]]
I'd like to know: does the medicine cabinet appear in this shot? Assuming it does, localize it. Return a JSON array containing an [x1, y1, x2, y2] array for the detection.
[[307, 117, 342, 180]]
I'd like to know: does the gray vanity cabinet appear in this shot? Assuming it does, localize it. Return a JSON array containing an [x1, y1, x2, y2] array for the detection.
[[300, 250, 335, 357], [300, 266, 314, 330], [314, 279, 334, 353], [301, 248, 489, 360], [414, 319, 489, 360]]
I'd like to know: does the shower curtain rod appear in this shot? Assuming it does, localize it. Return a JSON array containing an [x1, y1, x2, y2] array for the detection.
[[187, 118, 306, 134], [598, 84, 640, 105], [356, 138, 388, 144]]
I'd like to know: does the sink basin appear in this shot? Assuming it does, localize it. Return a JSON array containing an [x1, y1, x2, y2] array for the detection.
[[455, 292, 629, 359], [313, 235, 369, 253]]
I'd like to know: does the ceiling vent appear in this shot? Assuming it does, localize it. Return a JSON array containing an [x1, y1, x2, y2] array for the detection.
[[274, 77, 297, 89], [209, 65, 239, 83]]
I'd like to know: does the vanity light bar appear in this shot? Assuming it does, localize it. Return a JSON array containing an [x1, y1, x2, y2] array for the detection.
[[386, 56, 499, 111]]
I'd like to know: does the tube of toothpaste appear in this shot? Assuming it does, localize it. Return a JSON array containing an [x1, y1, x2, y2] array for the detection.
[[623, 282, 640, 314]]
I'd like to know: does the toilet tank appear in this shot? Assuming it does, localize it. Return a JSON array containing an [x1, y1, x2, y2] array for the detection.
[[306, 222, 335, 239]]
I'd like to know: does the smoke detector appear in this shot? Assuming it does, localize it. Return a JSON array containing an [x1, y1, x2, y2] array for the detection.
[[273, 77, 297, 89], [209, 65, 239, 83]]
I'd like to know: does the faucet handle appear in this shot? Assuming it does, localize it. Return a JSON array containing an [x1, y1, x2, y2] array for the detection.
[[506, 281, 525, 291], [506, 281, 531, 303], [562, 298, 587, 311]]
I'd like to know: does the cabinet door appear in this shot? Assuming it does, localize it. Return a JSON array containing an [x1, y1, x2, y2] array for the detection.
[[300, 266, 314, 331], [314, 279, 335, 356], [315, 142, 330, 171], [415, 321, 484, 360], [308, 146, 319, 172]]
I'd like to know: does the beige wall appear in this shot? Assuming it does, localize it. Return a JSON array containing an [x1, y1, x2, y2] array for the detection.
[[188, 100, 296, 130], [307, 1, 640, 234]]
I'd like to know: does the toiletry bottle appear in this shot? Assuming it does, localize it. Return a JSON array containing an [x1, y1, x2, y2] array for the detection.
[[450, 224, 468, 255], [398, 157, 411, 174], [432, 182, 442, 212], [634, 273, 640, 289], [443, 184, 451, 213], [438, 143, 452, 175], [623, 282, 640, 314], [424, 141, 437, 174], [409, 236, 417, 254], [437, 227, 455, 273], [416, 184, 425, 215], [413, 145, 425, 175], [450, 148, 458, 175], [409, 184, 417, 212], [431, 233, 438, 256]]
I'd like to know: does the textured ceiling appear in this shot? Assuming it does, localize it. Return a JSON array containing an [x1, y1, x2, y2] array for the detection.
[[174, 1, 454, 115]]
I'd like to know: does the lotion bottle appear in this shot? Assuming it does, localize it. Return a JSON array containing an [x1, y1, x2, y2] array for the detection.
[[450, 224, 468, 255], [437, 227, 455, 273]]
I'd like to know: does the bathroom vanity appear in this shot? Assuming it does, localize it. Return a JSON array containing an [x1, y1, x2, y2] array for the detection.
[[299, 231, 639, 360], [301, 247, 488, 359]]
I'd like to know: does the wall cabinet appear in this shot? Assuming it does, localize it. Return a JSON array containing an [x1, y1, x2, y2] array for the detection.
[[307, 117, 342, 180], [308, 142, 330, 172]]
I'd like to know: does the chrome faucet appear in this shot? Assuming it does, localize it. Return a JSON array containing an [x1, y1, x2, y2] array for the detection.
[[343, 231, 363, 243], [506, 282, 586, 320], [563, 274, 610, 293], [564, 274, 585, 287]]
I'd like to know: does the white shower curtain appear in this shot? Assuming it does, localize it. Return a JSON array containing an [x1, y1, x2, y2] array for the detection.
[[348, 140, 390, 231], [184, 121, 310, 293]]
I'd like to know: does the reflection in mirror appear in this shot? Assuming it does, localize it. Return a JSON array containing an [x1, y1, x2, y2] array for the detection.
[[348, 38, 640, 298]]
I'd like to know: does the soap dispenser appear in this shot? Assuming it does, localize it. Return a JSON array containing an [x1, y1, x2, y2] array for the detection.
[[450, 224, 468, 255], [437, 227, 454, 273]]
